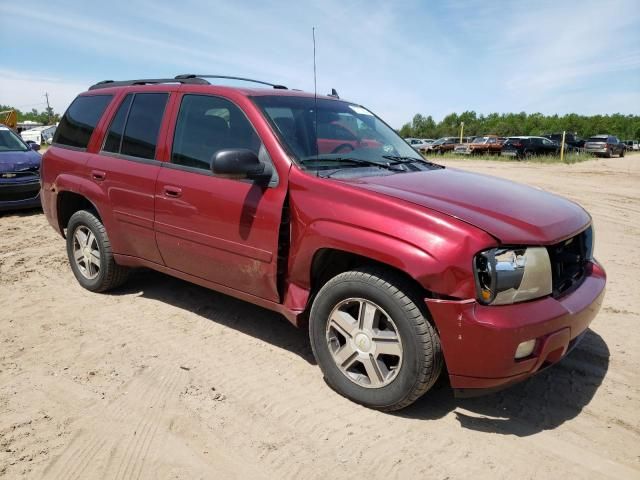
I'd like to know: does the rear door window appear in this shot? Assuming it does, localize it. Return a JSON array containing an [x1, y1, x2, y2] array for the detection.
[[54, 95, 112, 149], [100, 93, 168, 160], [103, 94, 134, 154], [120, 93, 168, 159]]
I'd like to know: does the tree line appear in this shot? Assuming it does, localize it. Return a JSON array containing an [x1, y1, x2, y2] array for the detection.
[[399, 112, 640, 141], [0, 104, 60, 126]]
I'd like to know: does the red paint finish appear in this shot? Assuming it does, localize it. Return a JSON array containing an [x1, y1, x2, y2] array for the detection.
[[428, 262, 605, 390], [153, 168, 286, 301], [344, 167, 591, 244], [41, 81, 606, 395]]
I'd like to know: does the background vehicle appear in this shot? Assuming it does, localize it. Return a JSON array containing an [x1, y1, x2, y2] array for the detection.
[[0, 110, 18, 130], [405, 138, 433, 152], [544, 133, 585, 151], [584, 135, 625, 157], [454, 135, 503, 155], [501, 136, 561, 159], [625, 140, 639, 151], [427, 136, 458, 154], [0, 126, 42, 211], [41, 75, 605, 411], [21, 125, 56, 145]]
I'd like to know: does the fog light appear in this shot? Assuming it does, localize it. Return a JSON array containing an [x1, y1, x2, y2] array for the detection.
[[515, 339, 536, 359]]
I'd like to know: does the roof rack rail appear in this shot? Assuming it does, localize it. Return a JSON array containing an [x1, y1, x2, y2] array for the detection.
[[88, 77, 210, 90], [175, 74, 288, 90]]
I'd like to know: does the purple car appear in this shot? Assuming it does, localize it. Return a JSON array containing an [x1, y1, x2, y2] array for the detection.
[[0, 126, 42, 211]]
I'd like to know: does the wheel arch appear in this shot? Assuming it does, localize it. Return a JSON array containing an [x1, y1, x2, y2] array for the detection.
[[56, 190, 102, 238]]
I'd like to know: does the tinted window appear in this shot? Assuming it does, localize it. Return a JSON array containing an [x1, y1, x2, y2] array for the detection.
[[54, 95, 112, 149], [172, 95, 262, 170], [103, 94, 133, 153], [118, 93, 168, 159]]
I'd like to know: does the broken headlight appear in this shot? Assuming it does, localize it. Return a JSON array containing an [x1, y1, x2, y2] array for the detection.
[[474, 247, 552, 305]]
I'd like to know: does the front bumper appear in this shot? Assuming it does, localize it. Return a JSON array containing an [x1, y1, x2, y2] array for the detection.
[[426, 261, 606, 394], [0, 179, 41, 211]]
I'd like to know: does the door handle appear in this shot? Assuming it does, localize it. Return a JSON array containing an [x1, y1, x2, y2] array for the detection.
[[91, 170, 106, 181], [163, 186, 182, 198]]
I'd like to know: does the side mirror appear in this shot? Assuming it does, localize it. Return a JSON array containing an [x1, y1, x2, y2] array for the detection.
[[29, 142, 41, 151], [211, 149, 271, 182]]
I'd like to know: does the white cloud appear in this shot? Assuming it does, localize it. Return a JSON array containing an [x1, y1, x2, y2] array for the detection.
[[0, 0, 638, 124]]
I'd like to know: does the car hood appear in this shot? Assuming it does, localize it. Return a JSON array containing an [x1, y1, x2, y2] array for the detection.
[[339, 168, 590, 244], [0, 150, 41, 173]]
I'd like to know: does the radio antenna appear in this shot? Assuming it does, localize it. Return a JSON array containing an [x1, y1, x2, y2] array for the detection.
[[313, 27, 319, 162]]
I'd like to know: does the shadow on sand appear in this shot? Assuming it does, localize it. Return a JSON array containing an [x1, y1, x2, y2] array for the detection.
[[113, 269, 609, 436]]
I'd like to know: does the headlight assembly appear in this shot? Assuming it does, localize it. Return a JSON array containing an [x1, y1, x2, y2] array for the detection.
[[474, 247, 552, 305]]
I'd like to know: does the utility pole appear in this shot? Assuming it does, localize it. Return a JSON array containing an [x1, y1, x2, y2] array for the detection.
[[44, 92, 51, 124]]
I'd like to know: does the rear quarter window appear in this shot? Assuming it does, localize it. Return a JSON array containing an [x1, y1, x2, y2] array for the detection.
[[54, 95, 112, 149]]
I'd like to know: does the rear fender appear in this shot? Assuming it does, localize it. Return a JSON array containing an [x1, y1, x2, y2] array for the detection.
[[53, 174, 125, 251]]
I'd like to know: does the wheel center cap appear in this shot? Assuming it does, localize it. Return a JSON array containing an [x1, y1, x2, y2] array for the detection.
[[354, 332, 372, 353], [83, 247, 91, 257]]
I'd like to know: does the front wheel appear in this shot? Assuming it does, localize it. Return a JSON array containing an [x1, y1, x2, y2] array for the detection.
[[309, 267, 443, 411], [620, 149, 625, 158]]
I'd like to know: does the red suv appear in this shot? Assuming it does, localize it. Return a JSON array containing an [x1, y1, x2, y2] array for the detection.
[[41, 75, 606, 411]]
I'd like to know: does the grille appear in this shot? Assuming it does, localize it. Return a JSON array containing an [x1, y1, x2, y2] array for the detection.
[[0, 170, 39, 179], [547, 227, 593, 297]]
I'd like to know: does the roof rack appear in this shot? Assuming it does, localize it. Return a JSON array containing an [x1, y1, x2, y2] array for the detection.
[[88, 77, 210, 90], [175, 74, 288, 90]]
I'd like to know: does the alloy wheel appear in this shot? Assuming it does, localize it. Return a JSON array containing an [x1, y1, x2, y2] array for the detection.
[[72, 226, 101, 280], [326, 298, 403, 388]]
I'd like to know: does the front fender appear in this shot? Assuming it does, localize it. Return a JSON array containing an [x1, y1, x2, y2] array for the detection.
[[286, 218, 490, 311]]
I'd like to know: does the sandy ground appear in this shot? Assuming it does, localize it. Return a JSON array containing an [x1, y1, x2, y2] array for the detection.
[[0, 153, 639, 479]]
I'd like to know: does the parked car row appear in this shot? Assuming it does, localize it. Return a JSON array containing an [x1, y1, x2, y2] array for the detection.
[[407, 133, 633, 159]]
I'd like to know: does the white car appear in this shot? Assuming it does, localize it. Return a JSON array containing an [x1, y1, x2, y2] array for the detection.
[[21, 125, 56, 145], [405, 138, 434, 152]]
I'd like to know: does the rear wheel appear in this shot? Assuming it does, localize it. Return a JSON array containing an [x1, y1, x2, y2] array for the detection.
[[66, 210, 130, 292], [309, 267, 443, 411]]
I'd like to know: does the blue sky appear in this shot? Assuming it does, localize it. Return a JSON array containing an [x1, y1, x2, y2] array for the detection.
[[1, 0, 638, 127]]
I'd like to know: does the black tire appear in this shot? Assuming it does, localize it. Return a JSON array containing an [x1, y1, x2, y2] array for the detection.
[[606, 148, 612, 158], [620, 149, 625, 158], [309, 267, 443, 411], [66, 209, 130, 292]]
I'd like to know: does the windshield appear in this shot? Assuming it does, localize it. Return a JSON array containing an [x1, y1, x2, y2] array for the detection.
[[0, 128, 29, 152], [252, 96, 423, 167]]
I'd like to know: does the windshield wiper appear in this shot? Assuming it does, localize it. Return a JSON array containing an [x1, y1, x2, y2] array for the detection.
[[300, 157, 403, 172], [381, 155, 443, 168]]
